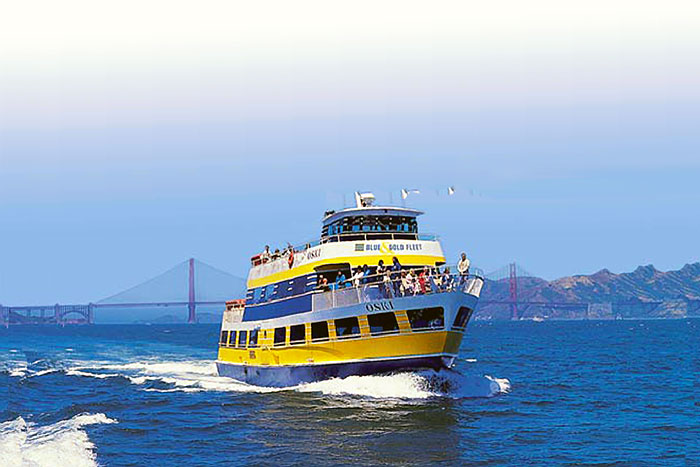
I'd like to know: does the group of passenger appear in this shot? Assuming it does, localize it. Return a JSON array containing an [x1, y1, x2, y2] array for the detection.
[[315, 252, 471, 298], [259, 244, 295, 264]]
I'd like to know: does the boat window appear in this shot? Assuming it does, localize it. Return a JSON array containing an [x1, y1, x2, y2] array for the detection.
[[274, 327, 286, 346], [367, 312, 399, 336], [311, 321, 330, 342], [453, 307, 472, 329], [238, 330, 248, 348], [252, 287, 263, 304], [291, 276, 307, 296], [407, 307, 444, 331], [289, 324, 306, 345], [229, 330, 237, 347], [263, 284, 275, 302], [220, 330, 229, 346], [334, 317, 360, 339], [248, 329, 259, 348]]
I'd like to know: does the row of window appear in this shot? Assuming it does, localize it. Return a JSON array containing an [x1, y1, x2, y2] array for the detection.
[[220, 307, 471, 348], [246, 275, 316, 305], [323, 215, 419, 237]]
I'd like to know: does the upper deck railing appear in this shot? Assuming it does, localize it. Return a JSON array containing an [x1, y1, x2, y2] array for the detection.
[[251, 232, 440, 267], [311, 267, 485, 312]]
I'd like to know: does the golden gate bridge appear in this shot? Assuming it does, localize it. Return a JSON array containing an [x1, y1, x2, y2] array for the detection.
[[3, 260, 689, 326], [0, 259, 245, 326]]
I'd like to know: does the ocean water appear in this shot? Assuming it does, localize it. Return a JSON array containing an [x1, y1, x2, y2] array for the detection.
[[1, 320, 698, 466]]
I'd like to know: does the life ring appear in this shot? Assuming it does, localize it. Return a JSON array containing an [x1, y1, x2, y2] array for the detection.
[[288, 249, 295, 268]]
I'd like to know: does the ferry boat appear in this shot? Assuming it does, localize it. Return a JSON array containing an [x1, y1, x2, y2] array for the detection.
[[216, 192, 484, 387]]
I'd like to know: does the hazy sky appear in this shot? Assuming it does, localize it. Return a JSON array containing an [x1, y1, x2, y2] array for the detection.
[[1, 0, 699, 305]]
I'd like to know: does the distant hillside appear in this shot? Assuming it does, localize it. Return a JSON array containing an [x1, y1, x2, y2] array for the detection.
[[478, 263, 700, 320]]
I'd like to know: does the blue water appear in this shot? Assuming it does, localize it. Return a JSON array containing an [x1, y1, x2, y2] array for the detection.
[[1, 320, 698, 466]]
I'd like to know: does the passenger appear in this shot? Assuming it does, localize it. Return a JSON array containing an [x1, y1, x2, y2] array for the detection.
[[336, 271, 347, 289], [412, 270, 423, 295], [441, 267, 452, 291], [458, 252, 471, 286], [376, 260, 387, 295], [391, 257, 402, 296], [418, 267, 428, 294], [273, 248, 281, 260], [260, 245, 271, 263], [376, 260, 386, 279], [362, 264, 371, 284], [383, 265, 393, 298], [401, 270, 414, 296], [317, 275, 330, 292], [430, 267, 441, 293], [352, 267, 364, 288]]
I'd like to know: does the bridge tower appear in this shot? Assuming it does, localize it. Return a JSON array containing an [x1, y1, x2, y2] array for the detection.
[[188, 258, 196, 324], [509, 263, 518, 320]]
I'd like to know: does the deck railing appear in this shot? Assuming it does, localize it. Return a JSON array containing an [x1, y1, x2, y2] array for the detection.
[[251, 232, 441, 267], [312, 269, 484, 312]]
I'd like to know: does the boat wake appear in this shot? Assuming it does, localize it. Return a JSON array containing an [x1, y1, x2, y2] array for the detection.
[[0, 413, 117, 467], [64, 359, 510, 399]]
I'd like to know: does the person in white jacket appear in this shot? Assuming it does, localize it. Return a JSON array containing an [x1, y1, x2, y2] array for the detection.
[[457, 252, 470, 286]]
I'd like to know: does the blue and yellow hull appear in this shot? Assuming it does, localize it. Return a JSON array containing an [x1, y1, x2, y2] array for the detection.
[[217, 355, 452, 387], [216, 292, 477, 387]]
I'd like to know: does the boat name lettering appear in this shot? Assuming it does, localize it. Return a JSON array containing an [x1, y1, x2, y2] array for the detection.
[[362, 243, 423, 252], [365, 301, 394, 312], [306, 249, 321, 260]]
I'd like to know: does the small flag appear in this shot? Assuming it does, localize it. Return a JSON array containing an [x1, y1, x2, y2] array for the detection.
[[401, 189, 420, 200], [448, 186, 455, 195]]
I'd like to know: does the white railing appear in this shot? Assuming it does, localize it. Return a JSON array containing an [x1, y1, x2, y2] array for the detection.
[[312, 269, 484, 312], [251, 232, 441, 267]]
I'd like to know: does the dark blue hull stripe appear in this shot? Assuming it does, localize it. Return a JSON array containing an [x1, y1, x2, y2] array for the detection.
[[216, 356, 448, 387], [242, 293, 312, 321]]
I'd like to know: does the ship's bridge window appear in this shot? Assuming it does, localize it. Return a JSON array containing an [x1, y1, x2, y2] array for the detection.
[[335, 317, 360, 339], [238, 330, 248, 348], [289, 324, 306, 345], [248, 329, 259, 348], [274, 327, 286, 347], [323, 216, 418, 237], [453, 307, 472, 330], [220, 330, 229, 346], [367, 312, 399, 336], [311, 321, 330, 342], [407, 307, 444, 331]]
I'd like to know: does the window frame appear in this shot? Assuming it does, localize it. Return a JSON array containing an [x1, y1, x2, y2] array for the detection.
[[248, 329, 259, 348], [228, 330, 237, 347], [407, 307, 445, 332], [273, 327, 286, 347], [453, 307, 472, 330], [311, 321, 330, 342], [367, 312, 400, 336], [289, 324, 306, 345], [238, 330, 248, 348], [334, 316, 361, 339]]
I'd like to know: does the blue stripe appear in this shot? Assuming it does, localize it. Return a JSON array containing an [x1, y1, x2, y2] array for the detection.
[[243, 293, 312, 321]]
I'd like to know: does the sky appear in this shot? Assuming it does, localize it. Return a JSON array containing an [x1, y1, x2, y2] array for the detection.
[[1, 0, 699, 305]]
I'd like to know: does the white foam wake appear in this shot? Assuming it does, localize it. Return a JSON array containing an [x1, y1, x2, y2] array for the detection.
[[0, 413, 117, 467], [68, 360, 283, 394], [67, 359, 510, 399]]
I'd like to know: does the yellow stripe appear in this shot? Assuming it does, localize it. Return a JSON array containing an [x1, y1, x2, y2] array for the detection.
[[217, 330, 463, 366], [247, 254, 446, 288]]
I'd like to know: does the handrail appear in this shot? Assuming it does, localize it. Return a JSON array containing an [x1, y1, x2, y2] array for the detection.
[[312, 269, 485, 312], [251, 232, 441, 267]]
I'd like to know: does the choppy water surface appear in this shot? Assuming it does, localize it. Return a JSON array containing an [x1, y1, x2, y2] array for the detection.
[[1, 320, 698, 466]]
